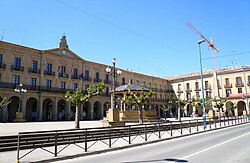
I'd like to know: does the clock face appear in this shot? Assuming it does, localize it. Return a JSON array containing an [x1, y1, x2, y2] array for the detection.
[[61, 50, 67, 56]]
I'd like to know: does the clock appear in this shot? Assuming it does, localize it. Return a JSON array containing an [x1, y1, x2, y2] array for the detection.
[[61, 50, 67, 56]]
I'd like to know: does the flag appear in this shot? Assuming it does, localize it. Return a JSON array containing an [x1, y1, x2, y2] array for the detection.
[[58, 62, 61, 74]]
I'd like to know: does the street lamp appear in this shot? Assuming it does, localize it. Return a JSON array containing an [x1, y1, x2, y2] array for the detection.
[[242, 66, 249, 115], [15, 83, 27, 112], [106, 58, 122, 109], [198, 40, 206, 129]]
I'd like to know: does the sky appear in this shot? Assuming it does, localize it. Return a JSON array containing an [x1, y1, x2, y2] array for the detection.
[[1, 0, 250, 77]]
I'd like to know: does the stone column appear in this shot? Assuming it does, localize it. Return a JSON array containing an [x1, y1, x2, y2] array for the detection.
[[1, 105, 8, 122], [90, 101, 94, 120], [38, 99, 43, 121], [21, 97, 27, 120], [53, 97, 58, 120]]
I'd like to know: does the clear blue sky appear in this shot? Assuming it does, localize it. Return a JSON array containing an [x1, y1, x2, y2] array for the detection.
[[1, 0, 250, 77]]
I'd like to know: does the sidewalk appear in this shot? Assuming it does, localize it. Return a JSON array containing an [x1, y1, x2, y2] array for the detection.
[[0, 117, 202, 136]]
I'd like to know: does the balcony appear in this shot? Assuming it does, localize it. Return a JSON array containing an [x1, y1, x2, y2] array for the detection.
[[186, 88, 192, 92], [11, 65, 24, 71], [94, 78, 102, 83], [44, 70, 55, 76], [102, 92, 111, 97], [177, 89, 183, 93], [84, 76, 92, 82], [104, 79, 112, 84], [71, 74, 80, 80], [224, 83, 232, 88], [58, 73, 69, 78], [28, 68, 41, 74], [194, 87, 201, 91], [235, 83, 244, 87], [0, 63, 6, 69]]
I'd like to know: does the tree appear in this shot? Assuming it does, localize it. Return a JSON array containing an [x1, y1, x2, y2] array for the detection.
[[213, 97, 227, 118], [176, 94, 186, 121], [161, 92, 175, 120], [226, 102, 237, 116], [65, 82, 105, 129], [125, 86, 155, 124], [0, 97, 11, 108], [186, 96, 196, 117]]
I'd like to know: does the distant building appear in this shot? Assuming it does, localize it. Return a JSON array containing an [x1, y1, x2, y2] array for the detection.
[[167, 66, 250, 117]]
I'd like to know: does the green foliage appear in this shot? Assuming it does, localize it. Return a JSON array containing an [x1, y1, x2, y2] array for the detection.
[[176, 94, 186, 109], [65, 82, 105, 105], [0, 97, 11, 108], [213, 97, 227, 110], [226, 102, 237, 110], [125, 85, 156, 107]]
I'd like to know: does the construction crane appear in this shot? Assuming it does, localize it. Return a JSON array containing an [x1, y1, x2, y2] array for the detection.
[[185, 21, 219, 69]]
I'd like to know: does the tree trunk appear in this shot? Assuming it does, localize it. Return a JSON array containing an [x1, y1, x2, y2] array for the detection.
[[178, 107, 181, 121], [75, 103, 81, 129], [138, 106, 143, 124], [164, 111, 167, 121]]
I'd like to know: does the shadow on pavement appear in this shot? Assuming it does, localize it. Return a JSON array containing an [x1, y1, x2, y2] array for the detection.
[[122, 158, 188, 162]]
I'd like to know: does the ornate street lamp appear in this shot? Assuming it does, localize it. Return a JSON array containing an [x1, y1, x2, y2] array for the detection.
[[106, 58, 122, 109], [198, 40, 206, 129], [15, 83, 27, 112]]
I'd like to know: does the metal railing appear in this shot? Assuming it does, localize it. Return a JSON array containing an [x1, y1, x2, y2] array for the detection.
[[10, 116, 248, 162]]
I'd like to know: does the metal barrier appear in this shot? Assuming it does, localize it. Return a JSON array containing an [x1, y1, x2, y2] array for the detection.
[[0, 116, 246, 162]]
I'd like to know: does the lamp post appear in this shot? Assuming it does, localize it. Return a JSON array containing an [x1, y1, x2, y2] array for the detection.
[[15, 83, 27, 113], [106, 58, 122, 109], [242, 66, 249, 115], [198, 40, 206, 129]]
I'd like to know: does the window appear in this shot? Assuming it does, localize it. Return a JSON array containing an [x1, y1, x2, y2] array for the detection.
[[226, 89, 232, 97], [130, 79, 133, 84], [73, 68, 78, 77], [225, 78, 230, 86], [205, 81, 209, 89], [73, 83, 78, 90], [95, 72, 99, 81], [105, 74, 109, 83], [13, 75, 20, 85], [105, 87, 109, 95], [248, 76, 250, 85], [30, 77, 36, 86], [32, 60, 37, 71], [85, 70, 89, 79], [143, 81, 146, 87], [85, 84, 89, 90], [60, 81, 65, 89], [14, 57, 21, 69], [122, 77, 125, 85], [217, 79, 221, 88], [0, 54, 2, 64], [46, 63, 52, 73], [238, 88, 242, 93], [236, 77, 242, 85], [160, 94, 162, 100], [178, 84, 182, 91], [61, 66, 66, 74], [186, 93, 191, 100], [46, 80, 52, 88], [186, 83, 190, 91], [196, 92, 200, 99], [195, 82, 199, 90]]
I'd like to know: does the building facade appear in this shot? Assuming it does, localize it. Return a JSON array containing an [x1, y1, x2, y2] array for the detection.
[[167, 66, 250, 117], [0, 36, 170, 122]]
